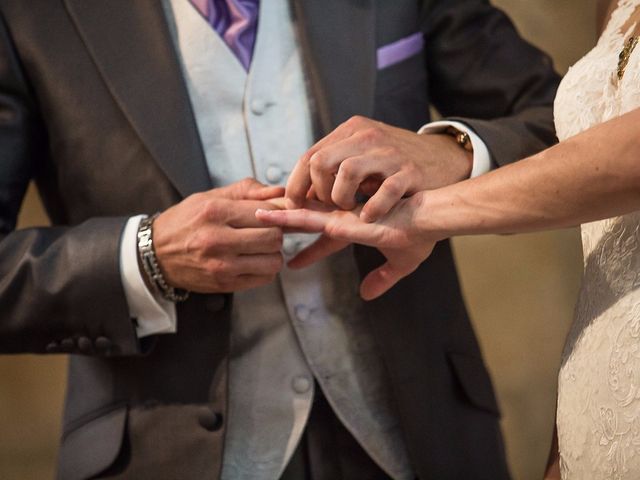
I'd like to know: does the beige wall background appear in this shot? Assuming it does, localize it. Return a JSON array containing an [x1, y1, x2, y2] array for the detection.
[[0, 1, 597, 479]]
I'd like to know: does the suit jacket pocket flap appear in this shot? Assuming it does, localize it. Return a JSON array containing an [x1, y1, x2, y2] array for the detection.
[[447, 352, 501, 416], [57, 405, 127, 480]]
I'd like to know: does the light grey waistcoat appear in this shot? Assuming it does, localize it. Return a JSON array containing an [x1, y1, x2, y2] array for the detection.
[[163, 1, 413, 479]]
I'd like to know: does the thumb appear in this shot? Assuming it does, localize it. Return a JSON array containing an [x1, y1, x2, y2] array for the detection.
[[359, 261, 408, 301]]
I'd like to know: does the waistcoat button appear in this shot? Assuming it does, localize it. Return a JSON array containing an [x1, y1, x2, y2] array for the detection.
[[265, 165, 284, 184], [292, 375, 312, 394], [295, 305, 311, 322], [251, 98, 267, 115], [282, 237, 299, 256]]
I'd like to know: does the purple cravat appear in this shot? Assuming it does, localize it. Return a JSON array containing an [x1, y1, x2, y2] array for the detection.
[[189, 0, 260, 70]]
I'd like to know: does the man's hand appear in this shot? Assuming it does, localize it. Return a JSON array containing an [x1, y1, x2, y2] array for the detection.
[[257, 194, 437, 300], [285, 116, 472, 222], [152, 178, 285, 293]]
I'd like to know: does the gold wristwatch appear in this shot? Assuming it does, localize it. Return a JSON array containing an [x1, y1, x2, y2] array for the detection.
[[445, 127, 473, 152]]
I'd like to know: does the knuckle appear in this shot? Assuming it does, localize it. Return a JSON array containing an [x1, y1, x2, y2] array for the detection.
[[337, 160, 357, 181], [203, 258, 227, 277], [361, 127, 382, 143], [382, 177, 403, 197], [297, 152, 312, 169], [346, 115, 367, 128], [201, 198, 219, 220], [309, 151, 328, 169], [240, 177, 256, 188]]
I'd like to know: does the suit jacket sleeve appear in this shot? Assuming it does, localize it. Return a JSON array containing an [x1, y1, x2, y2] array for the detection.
[[0, 15, 140, 356], [423, 0, 561, 166]]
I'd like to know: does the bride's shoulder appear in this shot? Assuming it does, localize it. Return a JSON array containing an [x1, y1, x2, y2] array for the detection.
[[597, 0, 619, 35]]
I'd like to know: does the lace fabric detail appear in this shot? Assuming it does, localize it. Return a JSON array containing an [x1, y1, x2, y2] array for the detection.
[[554, 1, 640, 478]]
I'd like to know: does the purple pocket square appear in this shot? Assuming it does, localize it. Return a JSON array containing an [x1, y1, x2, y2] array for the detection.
[[377, 32, 425, 70]]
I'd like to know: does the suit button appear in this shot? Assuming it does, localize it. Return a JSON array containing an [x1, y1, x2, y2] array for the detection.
[[77, 336, 93, 353], [60, 338, 75, 352], [95, 336, 113, 351], [198, 409, 223, 432], [45, 341, 60, 353], [205, 295, 226, 313]]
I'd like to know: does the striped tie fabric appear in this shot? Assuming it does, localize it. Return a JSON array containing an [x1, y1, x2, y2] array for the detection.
[[189, 0, 260, 70]]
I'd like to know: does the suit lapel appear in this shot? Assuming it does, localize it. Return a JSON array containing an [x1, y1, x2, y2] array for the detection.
[[64, 0, 211, 197], [293, 0, 376, 135]]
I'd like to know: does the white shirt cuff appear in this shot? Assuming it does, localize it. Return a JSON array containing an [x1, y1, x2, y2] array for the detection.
[[119, 215, 177, 338], [418, 120, 493, 178]]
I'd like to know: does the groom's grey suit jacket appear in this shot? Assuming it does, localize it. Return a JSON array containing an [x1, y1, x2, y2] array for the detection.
[[0, 0, 560, 479]]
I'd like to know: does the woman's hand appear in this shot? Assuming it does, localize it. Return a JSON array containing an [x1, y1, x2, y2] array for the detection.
[[256, 193, 438, 300]]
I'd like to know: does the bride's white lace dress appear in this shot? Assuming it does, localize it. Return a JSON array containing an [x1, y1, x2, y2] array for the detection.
[[554, 1, 640, 478]]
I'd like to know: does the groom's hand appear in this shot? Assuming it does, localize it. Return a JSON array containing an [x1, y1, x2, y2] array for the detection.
[[152, 178, 285, 294], [285, 116, 472, 221]]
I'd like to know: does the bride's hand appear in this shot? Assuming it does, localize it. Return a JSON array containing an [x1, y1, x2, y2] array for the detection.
[[256, 193, 437, 300]]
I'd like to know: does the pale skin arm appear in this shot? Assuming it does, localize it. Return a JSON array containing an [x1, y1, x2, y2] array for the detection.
[[257, 107, 640, 299]]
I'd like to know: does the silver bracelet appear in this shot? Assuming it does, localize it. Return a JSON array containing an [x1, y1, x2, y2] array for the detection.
[[137, 213, 189, 303]]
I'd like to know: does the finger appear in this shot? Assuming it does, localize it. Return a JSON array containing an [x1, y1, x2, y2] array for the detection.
[[359, 261, 411, 301], [225, 200, 282, 228], [209, 178, 265, 200], [265, 197, 286, 210], [288, 236, 350, 269], [285, 117, 368, 208], [284, 155, 314, 210], [245, 186, 286, 201], [229, 227, 283, 254], [331, 155, 398, 210], [360, 174, 408, 223], [308, 135, 377, 205], [308, 150, 338, 205], [305, 185, 319, 202], [257, 207, 385, 247], [232, 253, 284, 276], [255, 208, 329, 233]]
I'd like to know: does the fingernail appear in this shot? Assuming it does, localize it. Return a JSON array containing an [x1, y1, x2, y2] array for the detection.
[[256, 209, 270, 216], [360, 211, 372, 223]]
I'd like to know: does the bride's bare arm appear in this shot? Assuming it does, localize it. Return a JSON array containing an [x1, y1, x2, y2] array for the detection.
[[417, 107, 640, 239]]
